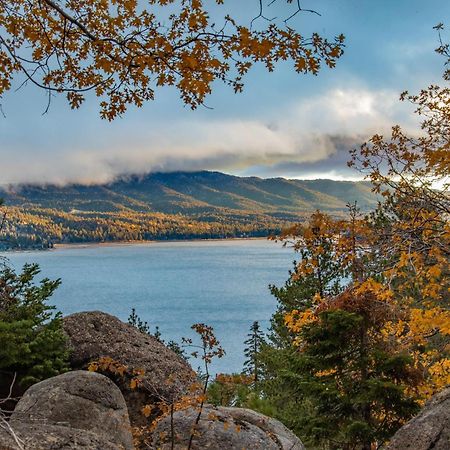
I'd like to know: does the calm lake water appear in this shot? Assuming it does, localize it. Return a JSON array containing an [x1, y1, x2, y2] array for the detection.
[[1, 239, 295, 374]]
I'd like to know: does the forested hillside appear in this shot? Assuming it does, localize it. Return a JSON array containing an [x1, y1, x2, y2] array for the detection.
[[0, 171, 377, 249]]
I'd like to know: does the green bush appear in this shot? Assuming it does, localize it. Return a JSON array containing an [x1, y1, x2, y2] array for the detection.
[[0, 263, 68, 390]]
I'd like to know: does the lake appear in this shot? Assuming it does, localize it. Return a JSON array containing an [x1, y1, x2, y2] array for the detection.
[[1, 239, 295, 374]]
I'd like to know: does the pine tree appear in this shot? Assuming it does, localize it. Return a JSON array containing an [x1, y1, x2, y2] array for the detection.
[[283, 293, 420, 449], [243, 321, 265, 388], [0, 263, 68, 394], [127, 307, 151, 334], [128, 308, 187, 359], [256, 213, 348, 441], [268, 212, 346, 346]]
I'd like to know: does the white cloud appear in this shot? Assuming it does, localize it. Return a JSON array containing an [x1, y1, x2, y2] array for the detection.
[[0, 87, 418, 185]]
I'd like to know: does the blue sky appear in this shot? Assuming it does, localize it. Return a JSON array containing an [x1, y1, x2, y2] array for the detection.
[[0, 0, 449, 185]]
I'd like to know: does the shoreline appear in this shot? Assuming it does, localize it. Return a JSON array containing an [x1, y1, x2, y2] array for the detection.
[[52, 236, 270, 250]]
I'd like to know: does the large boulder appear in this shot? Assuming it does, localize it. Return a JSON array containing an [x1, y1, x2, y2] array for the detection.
[[386, 387, 450, 450], [0, 371, 133, 449], [63, 311, 195, 425], [152, 405, 305, 449], [0, 422, 124, 449]]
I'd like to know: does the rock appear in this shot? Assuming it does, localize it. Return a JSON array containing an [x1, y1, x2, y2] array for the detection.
[[63, 311, 195, 425], [0, 371, 133, 449], [0, 422, 123, 449], [386, 387, 450, 450], [152, 405, 305, 450]]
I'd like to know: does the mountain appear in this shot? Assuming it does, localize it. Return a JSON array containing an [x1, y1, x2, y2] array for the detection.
[[0, 171, 377, 249], [3, 171, 376, 214]]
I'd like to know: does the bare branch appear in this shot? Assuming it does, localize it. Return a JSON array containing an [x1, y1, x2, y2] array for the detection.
[[0, 374, 24, 450]]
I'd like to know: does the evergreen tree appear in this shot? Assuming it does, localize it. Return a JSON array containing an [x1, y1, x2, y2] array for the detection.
[[268, 212, 346, 346], [282, 294, 420, 449], [257, 213, 348, 442], [128, 308, 188, 360], [166, 339, 188, 361], [243, 321, 265, 388], [127, 307, 151, 334], [0, 263, 68, 393]]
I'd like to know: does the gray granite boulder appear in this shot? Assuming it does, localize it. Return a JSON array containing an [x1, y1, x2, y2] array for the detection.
[[0, 422, 124, 449], [386, 387, 450, 450], [152, 405, 305, 449], [63, 311, 196, 425], [0, 370, 133, 449]]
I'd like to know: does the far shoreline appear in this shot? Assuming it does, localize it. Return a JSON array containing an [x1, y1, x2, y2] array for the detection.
[[51, 236, 271, 250]]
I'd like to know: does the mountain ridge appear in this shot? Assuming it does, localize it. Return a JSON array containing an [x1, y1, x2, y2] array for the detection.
[[0, 171, 377, 249], [2, 170, 376, 213]]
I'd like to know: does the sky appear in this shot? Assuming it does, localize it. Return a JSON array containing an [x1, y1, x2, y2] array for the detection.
[[0, 0, 449, 185]]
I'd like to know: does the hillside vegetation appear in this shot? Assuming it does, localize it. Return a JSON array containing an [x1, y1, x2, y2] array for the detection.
[[0, 171, 376, 249]]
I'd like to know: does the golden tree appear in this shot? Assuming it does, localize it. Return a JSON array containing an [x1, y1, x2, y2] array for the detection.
[[0, 0, 344, 118], [262, 33, 449, 447], [348, 26, 450, 399], [266, 209, 421, 449], [284, 36, 450, 406]]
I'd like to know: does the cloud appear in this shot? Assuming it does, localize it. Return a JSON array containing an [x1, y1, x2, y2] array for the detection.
[[239, 135, 367, 180], [0, 87, 417, 185]]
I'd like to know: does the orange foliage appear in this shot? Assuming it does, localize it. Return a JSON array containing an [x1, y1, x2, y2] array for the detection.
[[0, 0, 344, 118]]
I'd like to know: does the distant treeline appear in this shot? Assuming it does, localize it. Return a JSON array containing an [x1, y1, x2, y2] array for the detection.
[[0, 206, 295, 250], [0, 171, 377, 250]]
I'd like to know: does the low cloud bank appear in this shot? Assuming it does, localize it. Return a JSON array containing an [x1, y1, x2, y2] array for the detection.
[[0, 88, 416, 185]]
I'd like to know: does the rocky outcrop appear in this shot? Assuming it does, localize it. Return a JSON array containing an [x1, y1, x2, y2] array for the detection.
[[153, 405, 305, 450], [386, 387, 450, 450], [0, 371, 133, 449], [63, 311, 196, 425], [0, 311, 308, 449], [0, 422, 125, 449]]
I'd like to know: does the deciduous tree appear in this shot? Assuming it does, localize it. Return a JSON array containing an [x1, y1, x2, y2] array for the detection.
[[260, 32, 449, 448], [0, 0, 344, 118], [262, 208, 422, 449], [349, 27, 450, 400]]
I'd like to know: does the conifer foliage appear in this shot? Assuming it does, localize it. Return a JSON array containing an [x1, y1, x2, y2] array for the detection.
[[127, 307, 188, 359], [260, 210, 423, 449], [243, 321, 265, 388], [128, 307, 151, 334], [0, 263, 68, 393]]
